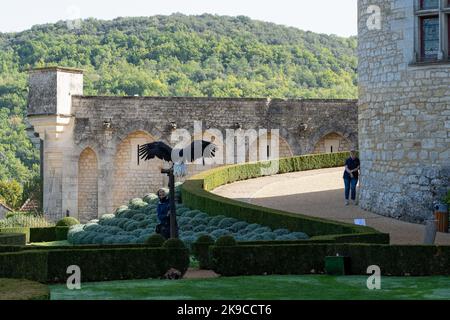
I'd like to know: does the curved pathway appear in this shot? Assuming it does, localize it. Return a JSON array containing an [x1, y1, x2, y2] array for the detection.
[[212, 167, 450, 245]]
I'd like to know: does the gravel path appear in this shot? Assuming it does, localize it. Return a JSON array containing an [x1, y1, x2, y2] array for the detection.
[[212, 167, 450, 245]]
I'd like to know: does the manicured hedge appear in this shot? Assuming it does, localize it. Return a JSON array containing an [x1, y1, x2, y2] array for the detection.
[[0, 279, 50, 300], [0, 244, 190, 283], [47, 248, 170, 283], [210, 244, 450, 276], [0, 233, 26, 246], [181, 153, 388, 241], [55, 226, 70, 241], [0, 228, 30, 243], [30, 227, 56, 243], [0, 226, 70, 244], [0, 251, 48, 282]]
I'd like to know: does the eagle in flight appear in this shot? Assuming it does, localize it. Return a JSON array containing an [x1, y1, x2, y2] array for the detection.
[[138, 140, 216, 177]]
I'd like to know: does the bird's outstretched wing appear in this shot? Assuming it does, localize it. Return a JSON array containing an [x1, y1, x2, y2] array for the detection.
[[180, 140, 217, 162], [138, 141, 173, 162]]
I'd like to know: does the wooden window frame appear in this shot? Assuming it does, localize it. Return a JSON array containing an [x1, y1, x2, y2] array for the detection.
[[414, 0, 450, 63]]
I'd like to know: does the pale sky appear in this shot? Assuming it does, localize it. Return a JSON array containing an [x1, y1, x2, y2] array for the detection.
[[0, 0, 357, 37]]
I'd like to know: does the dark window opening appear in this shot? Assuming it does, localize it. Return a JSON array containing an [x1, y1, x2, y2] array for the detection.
[[420, 16, 440, 61]]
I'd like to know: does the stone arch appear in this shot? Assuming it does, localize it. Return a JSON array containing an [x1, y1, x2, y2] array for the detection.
[[78, 147, 98, 222], [248, 131, 294, 161], [313, 132, 352, 154], [112, 130, 165, 209]]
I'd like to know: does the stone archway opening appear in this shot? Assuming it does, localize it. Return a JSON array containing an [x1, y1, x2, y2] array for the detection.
[[247, 132, 294, 162], [112, 131, 164, 209], [78, 147, 98, 222], [313, 132, 351, 154]]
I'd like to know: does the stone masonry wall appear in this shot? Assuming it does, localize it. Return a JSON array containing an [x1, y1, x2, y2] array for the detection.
[[78, 148, 98, 223], [112, 131, 164, 209], [358, 0, 450, 222]]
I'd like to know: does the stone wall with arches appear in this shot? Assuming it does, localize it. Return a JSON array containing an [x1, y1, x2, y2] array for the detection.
[[27, 67, 358, 219], [78, 147, 98, 223]]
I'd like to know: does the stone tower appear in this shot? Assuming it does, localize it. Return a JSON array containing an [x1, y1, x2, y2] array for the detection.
[[358, 0, 449, 222], [27, 67, 84, 219]]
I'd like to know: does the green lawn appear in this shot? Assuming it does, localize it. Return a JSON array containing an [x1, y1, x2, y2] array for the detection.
[[49, 275, 450, 300]]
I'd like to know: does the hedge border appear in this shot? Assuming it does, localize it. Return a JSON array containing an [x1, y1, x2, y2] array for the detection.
[[181, 153, 388, 242], [0, 244, 190, 283], [0, 233, 26, 246], [210, 243, 450, 276], [0, 228, 30, 243], [0, 226, 70, 244]]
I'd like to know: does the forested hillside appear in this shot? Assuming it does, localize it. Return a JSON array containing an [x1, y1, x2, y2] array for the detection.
[[0, 14, 357, 208]]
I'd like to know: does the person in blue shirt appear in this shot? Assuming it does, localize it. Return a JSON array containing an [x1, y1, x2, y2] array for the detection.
[[156, 189, 171, 239], [343, 150, 360, 206]]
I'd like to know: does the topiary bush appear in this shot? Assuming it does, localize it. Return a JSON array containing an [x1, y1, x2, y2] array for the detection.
[[192, 235, 215, 269], [145, 234, 165, 247], [143, 193, 158, 204], [163, 238, 186, 249], [65, 189, 309, 246], [216, 235, 237, 247], [162, 238, 190, 276], [129, 198, 148, 210], [56, 217, 80, 227]]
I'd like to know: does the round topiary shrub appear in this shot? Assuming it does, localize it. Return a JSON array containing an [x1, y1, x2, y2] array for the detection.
[[206, 216, 221, 227], [273, 229, 290, 236], [228, 221, 248, 233], [163, 238, 187, 249], [204, 226, 218, 233], [215, 235, 237, 246], [145, 234, 165, 247], [290, 232, 309, 240], [184, 210, 200, 218], [56, 217, 80, 227], [100, 214, 115, 222], [115, 206, 128, 215], [129, 198, 148, 210], [218, 218, 237, 229], [211, 229, 231, 240], [143, 193, 158, 204], [193, 225, 206, 233], [195, 234, 214, 244], [244, 223, 260, 232]]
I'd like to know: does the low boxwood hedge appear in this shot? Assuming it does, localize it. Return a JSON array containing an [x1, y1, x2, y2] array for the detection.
[[55, 226, 70, 241], [0, 251, 48, 282], [192, 235, 215, 269], [0, 227, 30, 243], [0, 243, 191, 283], [30, 227, 56, 243], [0, 233, 26, 246], [181, 153, 388, 241], [47, 247, 170, 283], [210, 244, 450, 276]]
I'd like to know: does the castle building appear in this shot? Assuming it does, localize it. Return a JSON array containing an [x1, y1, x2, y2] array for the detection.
[[358, 0, 450, 222]]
